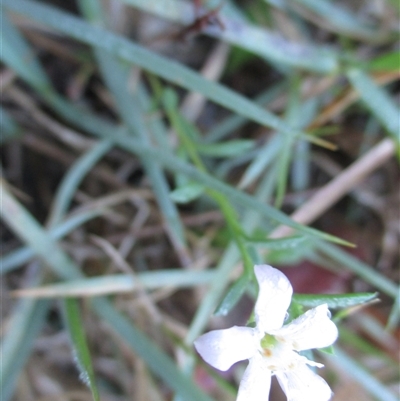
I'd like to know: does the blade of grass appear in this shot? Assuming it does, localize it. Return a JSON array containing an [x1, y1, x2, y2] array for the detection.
[[120, 0, 339, 73], [238, 133, 282, 189], [0, 10, 51, 90], [1, 209, 104, 274], [316, 240, 398, 298], [63, 299, 100, 401], [339, 326, 396, 364], [324, 346, 398, 401], [369, 51, 400, 72], [292, 0, 384, 41], [244, 235, 309, 249], [293, 292, 378, 309], [275, 76, 302, 208], [290, 99, 317, 197], [386, 292, 400, 332], [48, 140, 113, 226], [195, 140, 255, 158], [0, 107, 21, 142], [0, 269, 49, 401], [1, 179, 80, 280], [347, 68, 400, 145], [205, 82, 287, 144], [13, 270, 217, 298], [214, 273, 250, 316]]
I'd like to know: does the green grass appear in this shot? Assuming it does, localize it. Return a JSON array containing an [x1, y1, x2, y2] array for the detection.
[[1, 0, 399, 401]]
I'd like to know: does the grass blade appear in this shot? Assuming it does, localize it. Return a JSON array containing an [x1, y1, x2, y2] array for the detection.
[[121, 0, 339, 72], [316, 240, 398, 298], [48, 140, 113, 226], [13, 270, 217, 298], [214, 273, 251, 316], [1, 209, 104, 274], [347, 68, 400, 144], [0, 10, 51, 89], [63, 299, 100, 401], [0, 107, 21, 142], [325, 346, 398, 401], [293, 292, 378, 309], [293, 0, 383, 41], [0, 285, 49, 401]]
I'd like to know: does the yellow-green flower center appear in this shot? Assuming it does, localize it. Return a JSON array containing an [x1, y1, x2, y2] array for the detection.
[[260, 333, 278, 357]]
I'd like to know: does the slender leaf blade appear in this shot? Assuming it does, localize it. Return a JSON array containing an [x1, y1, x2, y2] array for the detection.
[[293, 292, 378, 309], [347, 68, 400, 143], [214, 274, 251, 316], [63, 299, 100, 401]]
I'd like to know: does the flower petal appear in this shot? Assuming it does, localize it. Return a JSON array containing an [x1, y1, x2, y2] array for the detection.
[[276, 363, 333, 401], [194, 326, 259, 371], [275, 304, 338, 351], [237, 355, 272, 401], [254, 265, 293, 332]]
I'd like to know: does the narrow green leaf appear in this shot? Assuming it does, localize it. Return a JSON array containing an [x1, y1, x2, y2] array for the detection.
[[325, 346, 398, 401], [170, 182, 205, 203], [293, 0, 382, 41], [214, 274, 251, 316], [238, 134, 282, 189], [63, 299, 100, 401], [245, 235, 309, 250], [347, 68, 400, 143], [0, 292, 49, 401], [369, 51, 400, 72], [0, 10, 51, 90], [386, 292, 400, 331], [121, 0, 339, 72], [1, 209, 105, 274], [48, 140, 113, 226], [293, 292, 378, 309], [317, 240, 398, 298], [14, 270, 217, 298], [0, 107, 21, 143], [318, 345, 335, 355], [195, 140, 255, 158], [205, 83, 287, 144], [339, 326, 396, 362]]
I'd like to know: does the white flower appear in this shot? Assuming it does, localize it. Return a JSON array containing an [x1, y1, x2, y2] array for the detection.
[[194, 264, 338, 401]]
